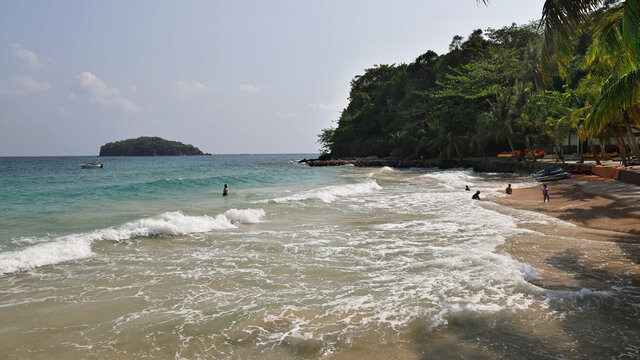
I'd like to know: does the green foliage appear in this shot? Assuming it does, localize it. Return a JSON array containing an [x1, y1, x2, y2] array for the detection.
[[318, 23, 554, 161], [525, 91, 575, 146], [99, 137, 205, 156]]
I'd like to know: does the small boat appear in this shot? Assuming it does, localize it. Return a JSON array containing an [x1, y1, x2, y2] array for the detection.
[[532, 166, 570, 181], [535, 172, 571, 182], [80, 161, 103, 169], [531, 166, 561, 178]]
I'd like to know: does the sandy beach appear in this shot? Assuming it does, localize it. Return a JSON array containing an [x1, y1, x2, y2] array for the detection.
[[492, 175, 640, 291]]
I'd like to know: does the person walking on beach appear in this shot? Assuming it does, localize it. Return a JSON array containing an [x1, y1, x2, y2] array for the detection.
[[506, 184, 512, 195], [223, 184, 228, 196], [472, 191, 480, 200], [542, 184, 549, 203]]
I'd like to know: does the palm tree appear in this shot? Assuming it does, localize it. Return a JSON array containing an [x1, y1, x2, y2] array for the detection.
[[424, 120, 466, 164], [478, 88, 519, 160], [542, 1, 640, 161]]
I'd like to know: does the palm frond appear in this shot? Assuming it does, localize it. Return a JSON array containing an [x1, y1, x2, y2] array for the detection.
[[540, 0, 606, 76], [585, 5, 624, 66], [622, 0, 640, 69], [588, 69, 640, 133]]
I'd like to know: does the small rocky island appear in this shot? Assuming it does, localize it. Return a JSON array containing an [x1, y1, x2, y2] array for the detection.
[[99, 137, 207, 156]]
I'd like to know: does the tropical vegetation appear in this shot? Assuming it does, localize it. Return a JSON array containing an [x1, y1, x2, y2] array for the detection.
[[99, 137, 206, 156], [317, 0, 640, 166]]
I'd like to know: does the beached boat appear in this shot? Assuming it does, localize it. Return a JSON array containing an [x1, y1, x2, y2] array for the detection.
[[535, 172, 570, 181], [531, 166, 561, 178], [80, 161, 104, 169], [532, 166, 570, 181]]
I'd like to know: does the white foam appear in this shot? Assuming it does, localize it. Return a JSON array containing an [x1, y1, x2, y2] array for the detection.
[[94, 211, 237, 241], [223, 208, 265, 224], [516, 261, 541, 281], [0, 209, 266, 275], [0, 236, 93, 275], [266, 181, 381, 203]]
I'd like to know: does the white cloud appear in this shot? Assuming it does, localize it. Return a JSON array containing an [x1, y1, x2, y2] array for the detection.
[[309, 102, 344, 111], [239, 84, 261, 94], [13, 75, 50, 92], [58, 106, 74, 118], [174, 81, 208, 99], [77, 71, 142, 113], [112, 97, 142, 113], [274, 111, 300, 118], [10, 43, 43, 70], [0, 75, 50, 95]]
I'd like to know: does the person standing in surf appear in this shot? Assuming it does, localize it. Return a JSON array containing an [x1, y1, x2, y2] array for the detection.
[[223, 184, 228, 196]]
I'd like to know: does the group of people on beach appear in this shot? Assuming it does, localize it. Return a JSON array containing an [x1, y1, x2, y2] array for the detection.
[[223, 180, 550, 202], [466, 183, 550, 202]]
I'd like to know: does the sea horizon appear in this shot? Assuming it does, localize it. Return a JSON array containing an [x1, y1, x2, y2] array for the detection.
[[0, 152, 321, 158]]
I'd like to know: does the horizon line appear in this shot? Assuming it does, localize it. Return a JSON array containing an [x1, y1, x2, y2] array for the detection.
[[0, 152, 320, 158]]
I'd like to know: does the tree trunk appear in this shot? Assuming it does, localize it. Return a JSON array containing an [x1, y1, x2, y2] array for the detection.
[[589, 138, 601, 166], [599, 138, 610, 160], [553, 140, 563, 163], [507, 136, 518, 162], [616, 136, 629, 167], [578, 138, 584, 163], [526, 136, 536, 163], [623, 112, 640, 162]]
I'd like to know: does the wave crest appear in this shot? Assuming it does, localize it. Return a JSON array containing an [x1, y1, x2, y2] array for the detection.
[[0, 209, 265, 275], [267, 181, 381, 203]]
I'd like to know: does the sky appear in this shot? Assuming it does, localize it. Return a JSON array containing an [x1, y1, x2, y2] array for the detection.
[[0, 0, 545, 156]]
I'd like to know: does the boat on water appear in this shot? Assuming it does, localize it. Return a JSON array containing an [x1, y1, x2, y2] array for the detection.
[[80, 161, 104, 169]]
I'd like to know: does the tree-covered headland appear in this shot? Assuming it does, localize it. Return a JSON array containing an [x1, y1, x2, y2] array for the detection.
[[99, 137, 206, 156], [318, 0, 640, 167]]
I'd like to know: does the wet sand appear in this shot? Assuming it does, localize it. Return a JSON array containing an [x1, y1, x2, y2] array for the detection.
[[492, 175, 640, 290]]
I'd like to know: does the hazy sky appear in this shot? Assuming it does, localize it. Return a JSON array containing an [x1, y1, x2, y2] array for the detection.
[[0, 0, 545, 156]]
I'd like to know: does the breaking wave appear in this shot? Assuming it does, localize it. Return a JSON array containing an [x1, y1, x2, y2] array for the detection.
[[265, 181, 382, 203], [0, 209, 265, 275]]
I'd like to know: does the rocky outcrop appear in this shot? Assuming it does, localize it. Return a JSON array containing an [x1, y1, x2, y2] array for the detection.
[[306, 157, 439, 168]]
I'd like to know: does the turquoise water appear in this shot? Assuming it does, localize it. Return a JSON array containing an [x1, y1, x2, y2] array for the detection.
[[0, 156, 639, 359], [0, 155, 330, 244]]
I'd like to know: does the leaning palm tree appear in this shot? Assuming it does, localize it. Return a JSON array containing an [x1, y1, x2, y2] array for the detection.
[[541, 1, 640, 162]]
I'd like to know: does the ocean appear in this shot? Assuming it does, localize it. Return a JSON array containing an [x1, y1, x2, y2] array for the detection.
[[0, 155, 638, 359]]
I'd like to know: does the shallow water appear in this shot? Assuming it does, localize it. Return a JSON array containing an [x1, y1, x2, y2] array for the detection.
[[1, 156, 639, 359]]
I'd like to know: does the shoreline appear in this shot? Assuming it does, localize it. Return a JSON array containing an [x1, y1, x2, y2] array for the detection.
[[489, 175, 640, 290], [306, 155, 640, 291], [305, 156, 640, 186]]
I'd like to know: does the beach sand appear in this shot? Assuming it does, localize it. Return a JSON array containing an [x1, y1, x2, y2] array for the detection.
[[492, 175, 640, 290]]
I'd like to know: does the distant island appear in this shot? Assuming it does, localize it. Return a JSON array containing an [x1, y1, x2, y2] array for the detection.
[[99, 137, 208, 156]]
